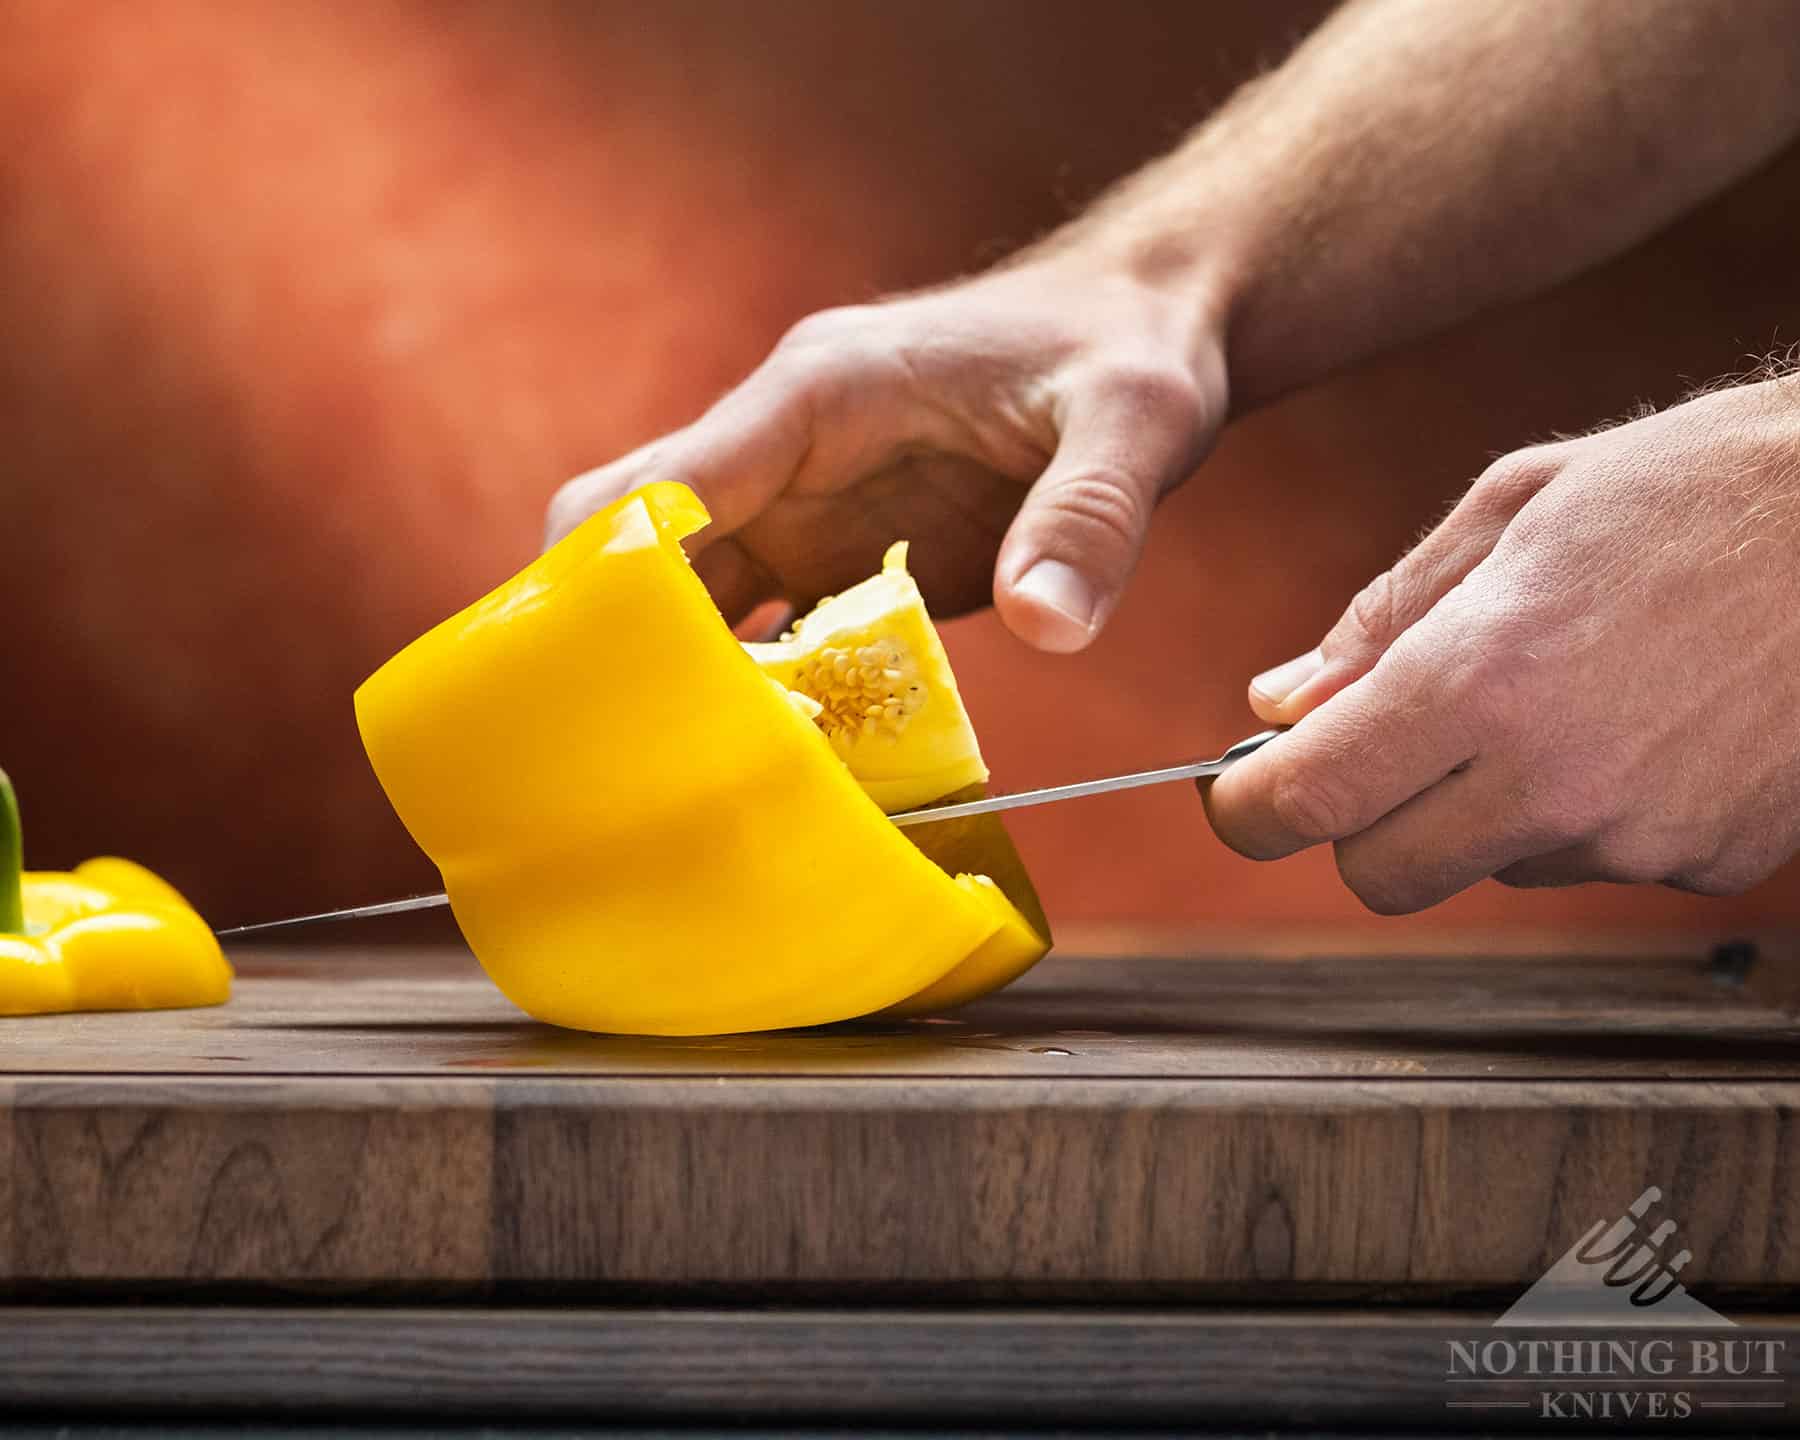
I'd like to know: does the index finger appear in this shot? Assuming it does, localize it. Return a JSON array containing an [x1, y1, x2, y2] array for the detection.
[[1203, 627, 1479, 860], [545, 368, 815, 550]]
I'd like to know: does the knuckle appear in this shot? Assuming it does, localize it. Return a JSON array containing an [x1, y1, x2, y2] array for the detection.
[[1664, 865, 1748, 898], [1435, 626, 1536, 741], [1521, 800, 1586, 853], [1042, 470, 1151, 555], [767, 307, 906, 420], [1584, 829, 1682, 886], [757, 348, 844, 424], [774, 305, 868, 355], [1331, 570, 1400, 656], [1335, 848, 1424, 916], [1206, 799, 1267, 861], [1268, 760, 1358, 846], [1516, 777, 1612, 852], [1473, 445, 1562, 509], [1354, 883, 1425, 918], [1666, 845, 1765, 898], [1588, 850, 1665, 888], [1093, 359, 1208, 433]]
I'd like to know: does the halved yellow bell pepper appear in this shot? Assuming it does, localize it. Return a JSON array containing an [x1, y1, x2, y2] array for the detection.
[[0, 769, 231, 1016], [355, 482, 1043, 1036]]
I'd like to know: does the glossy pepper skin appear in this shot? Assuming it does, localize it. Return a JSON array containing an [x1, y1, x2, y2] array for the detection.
[[354, 482, 1038, 1036], [0, 769, 232, 1016]]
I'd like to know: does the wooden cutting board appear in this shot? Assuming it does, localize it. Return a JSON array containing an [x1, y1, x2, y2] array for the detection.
[[5, 933, 1798, 1425], [4, 934, 1797, 1298]]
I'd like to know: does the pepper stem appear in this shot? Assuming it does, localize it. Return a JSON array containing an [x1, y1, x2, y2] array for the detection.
[[0, 767, 24, 935]]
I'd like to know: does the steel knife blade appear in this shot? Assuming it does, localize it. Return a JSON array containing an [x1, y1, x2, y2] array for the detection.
[[215, 728, 1281, 939]]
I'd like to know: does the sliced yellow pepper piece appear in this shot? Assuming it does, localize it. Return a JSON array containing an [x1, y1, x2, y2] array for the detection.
[[355, 482, 1040, 1036], [0, 770, 231, 1017], [880, 798, 1053, 1017]]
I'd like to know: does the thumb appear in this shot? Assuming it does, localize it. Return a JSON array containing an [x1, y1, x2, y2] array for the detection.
[[994, 368, 1213, 653], [1248, 447, 1560, 725]]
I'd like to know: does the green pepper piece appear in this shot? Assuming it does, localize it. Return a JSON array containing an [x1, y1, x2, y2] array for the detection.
[[0, 768, 23, 935]]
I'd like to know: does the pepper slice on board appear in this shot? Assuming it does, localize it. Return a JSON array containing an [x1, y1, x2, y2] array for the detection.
[[354, 481, 1049, 1036], [0, 769, 232, 1016]]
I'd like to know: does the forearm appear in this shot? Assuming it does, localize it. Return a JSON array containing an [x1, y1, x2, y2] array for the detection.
[[1045, 0, 1800, 412]]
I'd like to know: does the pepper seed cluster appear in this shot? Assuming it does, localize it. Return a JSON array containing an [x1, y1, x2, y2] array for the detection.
[[799, 641, 929, 740]]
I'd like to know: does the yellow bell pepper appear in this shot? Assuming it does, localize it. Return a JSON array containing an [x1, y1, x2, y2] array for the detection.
[[876, 797, 1053, 1018], [355, 481, 1044, 1036], [0, 768, 231, 1016]]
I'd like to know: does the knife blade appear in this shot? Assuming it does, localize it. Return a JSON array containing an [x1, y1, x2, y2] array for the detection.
[[885, 727, 1280, 827], [215, 728, 1282, 940]]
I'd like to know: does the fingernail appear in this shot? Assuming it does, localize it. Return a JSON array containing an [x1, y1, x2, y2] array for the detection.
[[1014, 560, 1096, 644], [1250, 648, 1323, 705]]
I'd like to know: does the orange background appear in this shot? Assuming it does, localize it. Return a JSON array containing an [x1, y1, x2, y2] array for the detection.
[[3, 0, 1797, 935]]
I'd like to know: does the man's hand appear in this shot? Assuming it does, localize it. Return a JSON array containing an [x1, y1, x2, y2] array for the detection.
[[547, 0, 1800, 655], [1206, 374, 1800, 912], [547, 261, 1228, 652]]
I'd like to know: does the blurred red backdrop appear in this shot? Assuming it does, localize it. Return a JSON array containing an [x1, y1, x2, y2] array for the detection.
[[2, 0, 1797, 935]]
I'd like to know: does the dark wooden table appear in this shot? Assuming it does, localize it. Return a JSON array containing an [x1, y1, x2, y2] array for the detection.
[[3, 934, 1798, 1426]]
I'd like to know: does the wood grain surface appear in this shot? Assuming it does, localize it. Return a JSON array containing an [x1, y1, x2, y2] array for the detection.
[[2, 1307, 1795, 1425], [3, 937, 1797, 1079], [4, 1073, 1798, 1296], [1, 940, 1797, 1299]]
